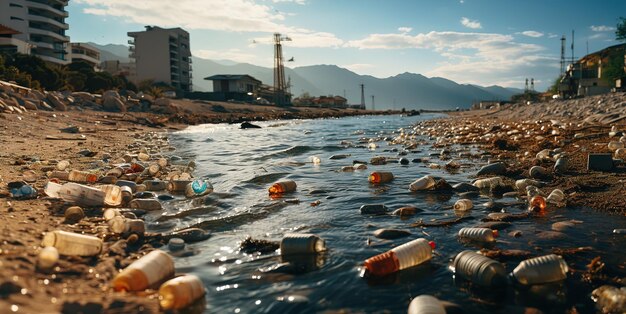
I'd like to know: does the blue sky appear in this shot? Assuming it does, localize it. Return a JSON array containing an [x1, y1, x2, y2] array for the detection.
[[67, 0, 626, 91]]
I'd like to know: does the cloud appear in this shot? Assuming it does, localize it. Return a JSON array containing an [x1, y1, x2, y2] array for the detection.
[[398, 27, 412, 34], [588, 33, 605, 40], [459, 0, 464, 3], [519, 30, 544, 38], [75, 0, 342, 48], [460, 17, 481, 29], [590, 25, 616, 32], [271, 0, 306, 4], [193, 48, 262, 64], [547, 33, 559, 38]]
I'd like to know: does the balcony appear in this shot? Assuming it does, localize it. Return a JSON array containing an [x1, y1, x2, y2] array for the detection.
[[26, 1, 69, 18], [129, 52, 136, 58], [36, 53, 70, 65], [28, 27, 69, 43], [128, 39, 134, 45], [28, 13, 69, 30], [30, 41, 54, 49], [129, 46, 135, 52]]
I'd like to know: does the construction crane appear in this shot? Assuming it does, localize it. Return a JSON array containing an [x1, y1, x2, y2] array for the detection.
[[273, 33, 291, 106]]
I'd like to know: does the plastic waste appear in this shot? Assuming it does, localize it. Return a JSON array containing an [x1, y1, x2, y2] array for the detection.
[[407, 295, 446, 314], [458, 227, 498, 242], [511, 254, 568, 285], [529, 166, 548, 179], [100, 184, 122, 206], [341, 166, 355, 172], [591, 285, 626, 314], [409, 175, 435, 191], [144, 180, 167, 191], [269, 180, 297, 195], [64, 206, 84, 223], [368, 171, 394, 184], [353, 163, 367, 170], [41, 230, 102, 256], [280, 233, 325, 255], [184, 180, 213, 198], [120, 185, 133, 204], [112, 250, 175, 291], [167, 180, 192, 193], [546, 189, 565, 204], [473, 177, 503, 189], [37, 246, 59, 270], [48, 170, 70, 181], [450, 250, 507, 286], [110, 218, 145, 235], [608, 141, 624, 150], [515, 179, 542, 191], [9, 182, 37, 199], [129, 199, 162, 211], [159, 274, 206, 310], [453, 199, 473, 211], [56, 160, 70, 171], [363, 238, 435, 277], [168, 238, 186, 251], [68, 170, 98, 184], [528, 195, 547, 212], [554, 157, 568, 174]]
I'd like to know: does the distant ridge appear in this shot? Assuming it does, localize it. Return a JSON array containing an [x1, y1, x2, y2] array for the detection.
[[93, 43, 521, 110]]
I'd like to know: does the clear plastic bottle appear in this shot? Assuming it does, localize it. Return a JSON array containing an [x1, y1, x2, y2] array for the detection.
[[100, 184, 122, 206], [407, 295, 446, 314], [450, 250, 507, 286], [184, 180, 213, 198], [453, 199, 473, 211], [269, 180, 297, 194], [473, 177, 503, 189], [546, 189, 565, 204], [280, 233, 326, 255], [458, 227, 498, 242], [68, 170, 98, 184], [110, 217, 145, 235], [129, 199, 162, 211], [158, 274, 206, 310], [368, 171, 394, 184], [55, 182, 106, 207], [363, 238, 435, 277], [608, 141, 624, 150], [528, 195, 547, 212], [112, 250, 175, 291], [409, 175, 435, 191], [515, 179, 541, 191], [511, 254, 568, 285], [341, 166, 355, 172], [41, 230, 103, 256], [167, 180, 193, 193]]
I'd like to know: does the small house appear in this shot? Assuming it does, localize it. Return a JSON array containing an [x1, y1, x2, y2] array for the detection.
[[205, 74, 262, 94]]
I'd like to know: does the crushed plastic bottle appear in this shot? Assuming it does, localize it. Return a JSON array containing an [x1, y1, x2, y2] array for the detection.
[[112, 250, 175, 291], [473, 177, 503, 189], [363, 238, 435, 277], [269, 180, 297, 195], [407, 295, 446, 314], [511, 254, 568, 285], [591, 285, 626, 314], [280, 233, 325, 255], [41, 230, 103, 256], [9, 182, 37, 199], [458, 227, 498, 242], [409, 175, 435, 191], [184, 179, 213, 198], [159, 274, 206, 310], [368, 171, 394, 184], [453, 199, 473, 211], [450, 250, 507, 286]]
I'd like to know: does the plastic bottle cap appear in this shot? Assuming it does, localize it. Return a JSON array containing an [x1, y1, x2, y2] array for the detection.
[[492, 230, 499, 238], [428, 241, 436, 250], [168, 238, 185, 251]]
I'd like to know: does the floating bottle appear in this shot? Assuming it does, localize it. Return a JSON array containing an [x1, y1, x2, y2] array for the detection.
[[453, 199, 473, 211], [363, 238, 435, 277], [473, 177, 502, 189], [129, 199, 162, 211], [353, 163, 367, 170], [528, 195, 547, 212], [511, 254, 568, 285], [368, 171, 394, 184], [280, 233, 325, 255], [111, 250, 175, 291], [184, 180, 213, 198], [450, 250, 507, 286], [341, 166, 355, 172], [407, 295, 446, 314], [458, 227, 498, 242], [41, 230, 103, 256], [147, 164, 160, 176], [167, 180, 193, 193], [68, 170, 98, 184], [409, 175, 435, 191], [158, 274, 206, 310], [110, 217, 145, 235], [269, 180, 297, 195]]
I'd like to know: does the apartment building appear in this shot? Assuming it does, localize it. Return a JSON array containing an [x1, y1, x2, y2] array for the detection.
[[70, 42, 100, 70], [0, 0, 70, 64], [128, 26, 192, 92]]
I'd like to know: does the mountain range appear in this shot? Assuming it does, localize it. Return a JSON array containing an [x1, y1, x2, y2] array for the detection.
[[90, 42, 523, 110]]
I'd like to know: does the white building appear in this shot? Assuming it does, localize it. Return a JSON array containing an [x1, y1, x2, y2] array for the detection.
[[0, 0, 70, 64], [0, 24, 32, 54], [70, 42, 100, 70], [128, 26, 192, 92]]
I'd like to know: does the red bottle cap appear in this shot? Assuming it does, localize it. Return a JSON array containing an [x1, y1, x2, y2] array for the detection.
[[492, 230, 499, 238], [428, 241, 436, 250]]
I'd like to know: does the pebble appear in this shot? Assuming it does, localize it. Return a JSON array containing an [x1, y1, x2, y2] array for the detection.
[[476, 162, 507, 176], [509, 230, 523, 237], [452, 182, 479, 192], [359, 204, 388, 215], [63, 206, 84, 224], [373, 228, 411, 239], [391, 206, 420, 216]]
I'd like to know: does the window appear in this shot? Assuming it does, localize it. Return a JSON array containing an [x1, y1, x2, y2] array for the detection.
[[10, 16, 24, 21], [10, 3, 23, 7]]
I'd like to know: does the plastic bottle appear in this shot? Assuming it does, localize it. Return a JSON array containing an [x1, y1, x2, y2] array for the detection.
[[515, 179, 541, 191], [116, 180, 138, 192], [100, 184, 123, 206], [473, 177, 503, 189], [56, 160, 70, 171], [511, 254, 568, 285], [546, 189, 565, 204], [48, 171, 70, 181], [458, 227, 498, 242], [55, 182, 106, 207], [10, 184, 38, 199], [144, 180, 167, 191], [407, 295, 446, 314], [310, 156, 321, 165], [608, 141, 624, 150], [453, 199, 473, 211], [129, 199, 162, 211], [120, 185, 133, 204], [110, 217, 145, 235], [167, 180, 193, 193], [363, 238, 435, 277], [341, 166, 355, 172], [409, 175, 435, 191], [64, 206, 84, 223], [112, 250, 175, 291], [158, 274, 206, 310], [280, 234, 326, 255], [450, 250, 507, 286], [37, 246, 59, 270], [184, 180, 213, 198], [368, 171, 394, 184], [528, 195, 547, 212], [41, 230, 103, 256], [353, 163, 367, 170], [147, 164, 160, 176], [591, 285, 626, 314], [269, 180, 297, 194], [68, 170, 98, 184]]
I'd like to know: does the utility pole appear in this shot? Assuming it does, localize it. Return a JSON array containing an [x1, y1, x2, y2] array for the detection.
[[371, 95, 375, 111], [560, 35, 566, 76], [273, 33, 291, 106], [360, 84, 365, 109]]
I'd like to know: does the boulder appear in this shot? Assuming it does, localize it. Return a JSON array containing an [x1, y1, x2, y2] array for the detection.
[[21, 100, 38, 110], [71, 92, 96, 102], [29, 90, 45, 101], [46, 93, 67, 111], [154, 98, 171, 107], [102, 90, 121, 100], [102, 96, 126, 112]]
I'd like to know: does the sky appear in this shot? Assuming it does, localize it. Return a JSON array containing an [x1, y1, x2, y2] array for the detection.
[[67, 0, 626, 91]]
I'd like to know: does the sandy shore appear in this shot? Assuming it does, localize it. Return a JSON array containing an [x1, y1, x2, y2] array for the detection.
[[1, 92, 625, 313]]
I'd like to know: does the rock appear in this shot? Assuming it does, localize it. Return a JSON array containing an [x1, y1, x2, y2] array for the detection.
[[535, 230, 566, 240], [509, 230, 523, 237], [240, 121, 261, 129], [102, 96, 126, 112], [359, 204, 388, 215], [528, 166, 549, 179], [392, 206, 420, 216], [373, 228, 411, 239], [476, 221, 512, 230], [476, 162, 507, 176], [551, 220, 581, 232], [22, 99, 38, 110], [71, 92, 96, 102], [46, 93, 67, 111], [163, 228, 211, 243], [452, 182, 479, 192]]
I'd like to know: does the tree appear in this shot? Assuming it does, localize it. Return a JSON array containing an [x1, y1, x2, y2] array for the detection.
[[617, 17, 626, 41], [601, 46, 626, 84]]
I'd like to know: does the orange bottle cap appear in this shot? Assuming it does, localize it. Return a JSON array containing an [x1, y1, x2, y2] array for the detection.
[[492, 230, 499, 238]]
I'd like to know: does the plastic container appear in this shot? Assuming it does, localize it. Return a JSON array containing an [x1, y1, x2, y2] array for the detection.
[[129, 199, 162, 211], [608, 141, 624, 150], [116, 180, 138, 192], [144, 180, 167, 191], [120, 185, 133, 204], [453, 199, 473, 211], [46, 182, 105, 207], [546, 189, 565, 204], [511, 254, 568, 285], [68, 170, 98, 184], [64, 206, 84, 223], [269, 180, 297, 194], [100, 184, 123, 206], [515, 179, 541, 191], [184, 180, 213, 198], [341, 166, 355, 172], [458, 227, 498, 242], [112, 250, 175, 291], [407, 295, 446, 314], [103, 208, 121, 221], [450, 250, 507, 286], [158, 274, 206, 310], [41, 230, 103, 256], [280, 233, 325, 255], [409, 175, 435, 191], [473, 177, 503, 189], [110, 218, 145, 235], [168, 238, 186, 251], [363, 238, 435, 277], [167, 180, 193, 193], [353, 163, 367, 170], [529, 195, 547, 212], [368, 171, 394, 184], [10, 184, 37, 199], [37, 246, 59, 270]]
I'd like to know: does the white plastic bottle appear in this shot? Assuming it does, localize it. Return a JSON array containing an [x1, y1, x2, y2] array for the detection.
[[511, 254, 568, 285], [280, 233, 326, 255], [112, 250, 175, 291], [453, 199, 473, 211], [458, 227, 498, 242], [158, 274, 206, 310], [41, 230, 103, 256], [363, 238, 435, 277], [450, 250, 507, 286], [409, 175, 436, 191], [407, 295, 446, 314]]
